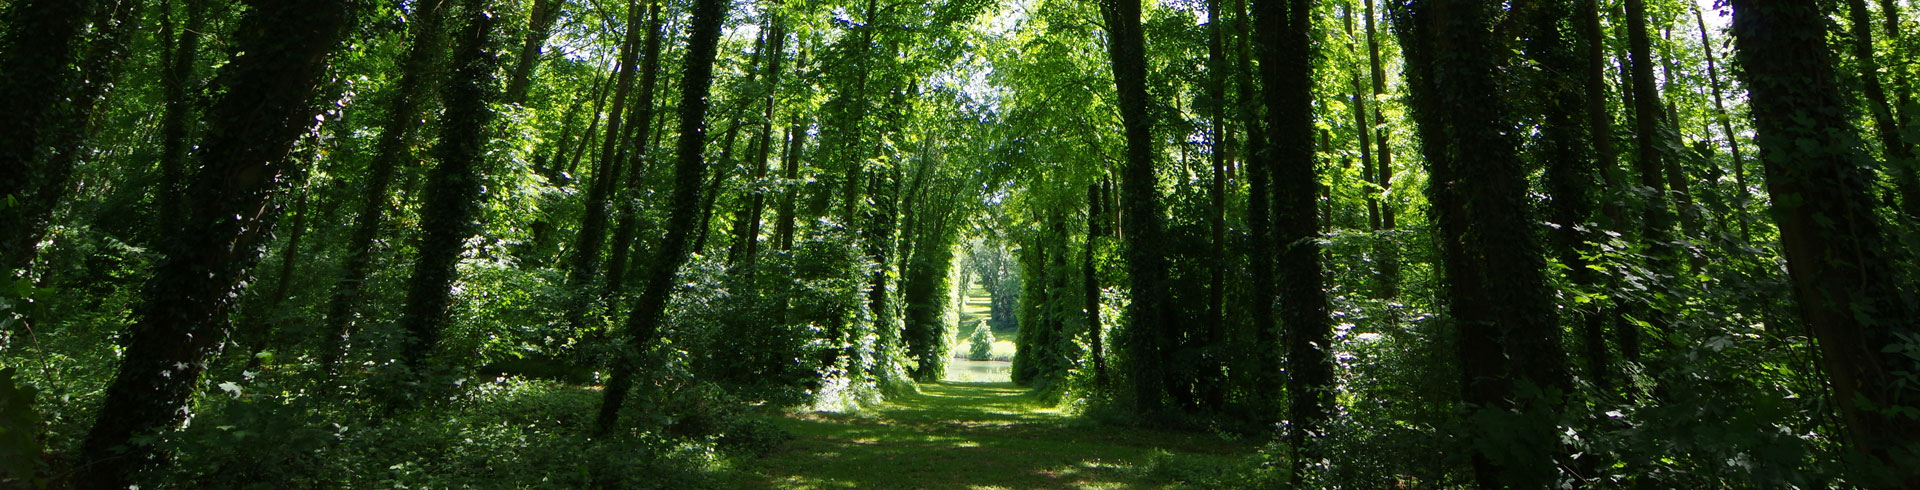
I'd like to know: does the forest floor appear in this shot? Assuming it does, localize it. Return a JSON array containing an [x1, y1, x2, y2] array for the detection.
[[732, 382, 1259, 489]]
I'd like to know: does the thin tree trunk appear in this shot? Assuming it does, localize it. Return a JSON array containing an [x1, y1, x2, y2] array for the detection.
[[1845, 0, 1920, 219], [155, 0, 207, 239], [1206, 0, 1229, 369], [504, 0, 565, 105], [1233, 0, 1279, 417], [1730, 2, 1920, 486], [596, 0, 730, 435], [729, 19, 788, 269], [776, 119, 809, 251], [562, 0, 647, 335], [76, 1, 352, 486], [1363, 0, 1399, 300], [1695, 5, 1752, 242], [318, 0, 450, 370], [1084, 182, 1107, 387], [604, 0, 667, 296]]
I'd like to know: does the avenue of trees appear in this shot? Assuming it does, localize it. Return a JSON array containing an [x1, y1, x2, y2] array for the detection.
[[1, 0, 1917, 487]]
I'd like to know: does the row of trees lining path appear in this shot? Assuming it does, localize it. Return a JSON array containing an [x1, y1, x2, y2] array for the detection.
[[1, 0, 1917, 487]]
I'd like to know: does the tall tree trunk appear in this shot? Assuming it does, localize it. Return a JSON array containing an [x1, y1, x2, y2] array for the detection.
[[563, 0, 647, 334], [1578, 0, 1626, 391], [1844, 0, 1920, 219], [1695, 5, 1752, 242], [318, 0, 450, 370], [1233, 0, 1279, 417], [1084, 182, 1107, 387], [1622, 0, 1676, 363], [390, 0, 503, 389], [1097, 0, 1173, 421], [729, 19, 788, 269], [1522, 0, 1606, 395], [155, 0, 207, 239], [1730, 2, 1920, 486], [596, 0, 729, 435], [504, 0, 565, 105], [1257, 0, 1333, 450], [776, 119, 809, 251], [76, 1, 352, 486], [241, 182, 312, 370], [0, 0, 103, 275], [1363, 0, 1399, 300], [603, 0, 666, 296], [1205, 0, 1229, 373], [1394, 0, 1572, 486]]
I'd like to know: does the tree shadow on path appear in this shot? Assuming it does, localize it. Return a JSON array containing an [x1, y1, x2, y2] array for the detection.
[[739, 382, 1256, 489]]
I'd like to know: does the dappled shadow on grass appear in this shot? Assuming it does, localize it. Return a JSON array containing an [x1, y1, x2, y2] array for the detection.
[[736, 382, 1254, 489]]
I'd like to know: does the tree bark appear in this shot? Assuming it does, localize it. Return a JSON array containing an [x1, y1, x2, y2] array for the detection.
[[1257, 0, 1333, 449], [1730, 2, 1920, 486], [1363, 0, 1399, 300], [1695, 5, 1752, 242], [597, 0, 730, 435], [0, 0, 103, 274], [504, 0, 565, 105], [155, 0, 208, 240], [563, 0, 647, 335], [1845, 0, 1920, 220], [318, 0, 450, 370], [390, 0, 503, 388], [1394, 0, 1572, 485], [729, 18, 789, 269], [1098, 0, 1173, 421], [1622, 0, 1676, 363], [604, 0, 666, 296], [76, 1, 352, 486]]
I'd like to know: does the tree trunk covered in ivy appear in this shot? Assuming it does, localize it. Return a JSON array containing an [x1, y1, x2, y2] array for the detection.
[[391, 0, 503, 389], [597, 0, 729, 435], [1098, 0, 1174, 422], [1730, 1, 1920, 485], [1257, 0, 1332, 449], [1394, 0, 1572, 485], [76, 1, 353, 486], [319, 0, 449, 370]]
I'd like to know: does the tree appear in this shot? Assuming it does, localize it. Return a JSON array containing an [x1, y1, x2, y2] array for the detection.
[[1097, 0, 1175, 421], [597, 0, 730, 435], [318, 0, 450, 370], [76, 1, 353, 486], [0, 0, 108, 275], [1730, 1, 1920, 485], [1394, 0, 1572, 485], [390, 0, 504, 388], [1256, 0, 1333, 448]]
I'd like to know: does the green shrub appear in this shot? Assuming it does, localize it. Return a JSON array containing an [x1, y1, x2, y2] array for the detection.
[[967, 321, 996, 361]]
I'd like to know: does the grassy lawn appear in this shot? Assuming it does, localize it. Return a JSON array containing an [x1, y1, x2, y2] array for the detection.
[[733, 382, 1257, 489]]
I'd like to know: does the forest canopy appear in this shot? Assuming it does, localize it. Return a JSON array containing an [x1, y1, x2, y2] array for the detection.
[[2, 0, 1919, 487]]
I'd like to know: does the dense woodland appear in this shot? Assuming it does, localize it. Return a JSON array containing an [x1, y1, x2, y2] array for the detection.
[[2, 0, 1919, 487]]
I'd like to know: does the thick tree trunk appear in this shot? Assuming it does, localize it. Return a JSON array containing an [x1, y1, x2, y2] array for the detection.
[[1233, 0, 1279, 416], [1730, 2, 1920, 486], [596, 0, 730, 435], [390, 0, 503, 388], [1622, 0, 1676, 363], [1257, 0, 1333, 450], [318, 0, 450, 370], [0, 0, 103, 274], [1098, 0, 1173, 421], [76, 2, 352, 486], [1394, 0, 1572, 486]]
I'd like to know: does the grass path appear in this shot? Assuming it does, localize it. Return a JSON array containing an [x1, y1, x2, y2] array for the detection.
[[734, 382, 1257, 489]]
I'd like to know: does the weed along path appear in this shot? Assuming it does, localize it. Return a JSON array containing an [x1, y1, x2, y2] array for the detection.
[[736, 382, 1258, 489]]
